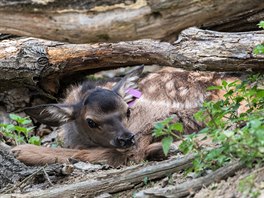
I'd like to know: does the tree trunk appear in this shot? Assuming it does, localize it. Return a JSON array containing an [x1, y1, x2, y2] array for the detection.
[[0, 27, 263, 95], [0, 0, 263, 43]]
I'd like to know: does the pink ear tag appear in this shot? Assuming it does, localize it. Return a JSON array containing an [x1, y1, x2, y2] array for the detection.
[[126, 88, 142, 107]]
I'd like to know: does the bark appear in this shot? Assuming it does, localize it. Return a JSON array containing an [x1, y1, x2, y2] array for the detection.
[[2, 155, 195, 198], [0, 145, 28, 190], [134, 161, 244, 198], [0, 27, 263, 95], [203, 8, 264, 32], [0, 0, 263, 43], [0, 143, 74, 192]]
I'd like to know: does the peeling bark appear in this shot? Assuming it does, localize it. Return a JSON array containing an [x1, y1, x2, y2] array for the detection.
[[0, 0, 263, 43]]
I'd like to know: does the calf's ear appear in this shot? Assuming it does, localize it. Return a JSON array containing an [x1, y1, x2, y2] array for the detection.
[[112, 65, 144, 101], [24, 104, 76, 127]]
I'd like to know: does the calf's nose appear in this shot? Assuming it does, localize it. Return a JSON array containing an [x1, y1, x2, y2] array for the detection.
[[116, 134, 135, 148]]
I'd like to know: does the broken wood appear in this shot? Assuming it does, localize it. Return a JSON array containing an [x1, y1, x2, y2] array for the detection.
[[2, 154, 195, 198], [0, 0, 263, 43], [134, 161, 244, 198], [1, 27, 263, 95]]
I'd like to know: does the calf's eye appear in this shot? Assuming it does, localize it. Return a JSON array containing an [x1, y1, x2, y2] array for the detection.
[[87, 118, 98, 128]]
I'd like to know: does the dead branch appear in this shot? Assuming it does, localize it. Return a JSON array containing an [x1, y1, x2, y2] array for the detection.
[[135, 161, 244, 198], [3, 154, 195, 198]]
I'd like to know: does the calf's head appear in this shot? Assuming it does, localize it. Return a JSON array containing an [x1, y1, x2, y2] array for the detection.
[[24, 66, 144, 149]]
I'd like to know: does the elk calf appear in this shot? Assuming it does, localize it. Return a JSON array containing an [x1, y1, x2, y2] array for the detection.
[[12, 66, 243, 167]]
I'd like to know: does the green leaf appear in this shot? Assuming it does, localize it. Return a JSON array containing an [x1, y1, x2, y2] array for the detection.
[[258, 21, 264, 29], [253, 44, 264, 55], [16, 136, 25, 144], [207, 85, 222, 91], [256, 90, 264, 98], [26, 127, 34, 133], [154, 122, 163, 130], [222, 80, 228, 88], [28, 136, 41, 145], [21, 119, 32, 125], [0, 123, 8, 128], [228, 80, 239, 88], [224, 90, 234, 98], [9, 114, 21, 121], [194, 110, 205, 122], [6, 124, 15, 131], [162, 136, 173, 156], [14, 126, 28, 133], [170, 123, 183, 133], [199, 127, 209, 134], [249, 119, 262, 129]]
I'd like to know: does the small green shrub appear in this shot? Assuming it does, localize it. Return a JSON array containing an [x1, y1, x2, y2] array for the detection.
[[153, 115, 183, 156], [180, 74, 264, 173], [153, 74, 264, 174], [253, 21, 264, 55], [0, 114, 41, 146]]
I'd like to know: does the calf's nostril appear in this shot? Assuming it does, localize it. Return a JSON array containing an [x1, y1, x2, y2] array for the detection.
[[117, 137, 126, 147], [117, 134, 135, 148]]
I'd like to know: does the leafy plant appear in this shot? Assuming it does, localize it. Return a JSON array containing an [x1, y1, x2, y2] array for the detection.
[[179, 74, 264, 173], [257, 21, 264, 29], [153, 115, 183, 156], [253, 21, 264, 55], [253, 44, 264, 55], [0, 114, 41, 145], [153, 73, 264, 175]]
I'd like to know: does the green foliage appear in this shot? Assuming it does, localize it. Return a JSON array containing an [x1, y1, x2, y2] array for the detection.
[[0, 114, 41, 146], [253, 44, 264, 55], [257, 21, 264, 29], [238, 174, 261, 198], [143, 176, 149, 185], [254, 21, 264, 55], [153, 115, 183, 156], [179, 74, 264, 173]]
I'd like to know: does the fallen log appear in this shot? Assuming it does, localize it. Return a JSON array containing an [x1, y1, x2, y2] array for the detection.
[[0, 27, 263, 95], [135, 161, 244, 198], [0, 0, 263, 43], [2, 154, 195, 198], [203, 8, 264, 32]]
